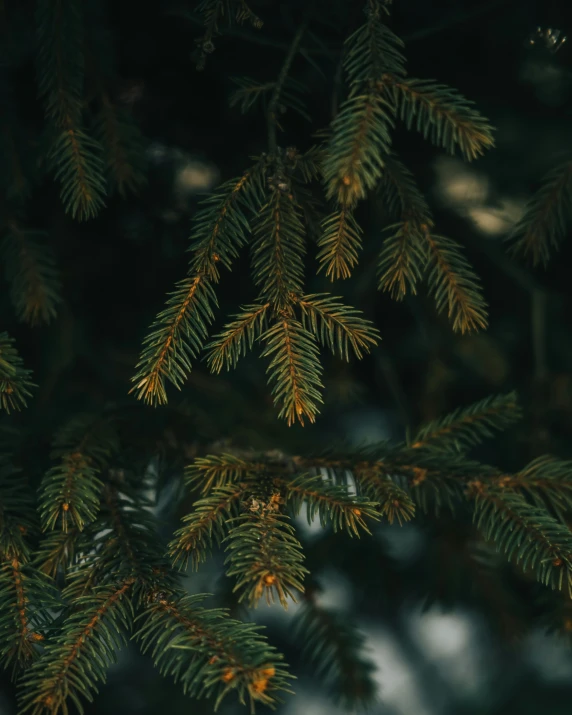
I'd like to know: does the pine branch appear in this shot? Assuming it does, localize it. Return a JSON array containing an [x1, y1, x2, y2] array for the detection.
[[132, 169, 262, 406], [412, 392, 521, 451], [46, 125, 107, 221], [293, 599, 378, 710], [224, 511, 308, 608], [1, 225, 62, 326], [0, 560, 58, 676], [0, 333, 35, 413], [36, 0, 107, 220], [251, 186, 306, 309], [205, 302, 270, 373], [93, 96, 147, 197], [505, 159, 572, 267], [282, 473, 380, 535], [135, 593, 292, 712], [355, 470, 416, 525], [168, 484, 246, 571], [343, 0, 406, 87], [424, 230, 488, 333], [34, 529, 80, 580], [297, 293, 380, 361], [322, 91, 393, 208], [18, 579, 135, 715], [38, 414, 119, 532], [316, 209, 363, 280], [471, 485, 572, 595], [377, 156, 429, 298], [260, 316, 324, 426], [185, 454, 267, 494], [385, 77, 495, 160], [492, 456, 572, 524]]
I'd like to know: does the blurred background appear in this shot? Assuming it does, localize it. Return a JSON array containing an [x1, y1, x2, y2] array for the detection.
[[3, 0, 572, 712]]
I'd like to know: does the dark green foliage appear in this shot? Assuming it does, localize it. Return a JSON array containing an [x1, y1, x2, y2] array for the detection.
[[0, 334, 35, 413], [2, 1, 572, 713], [294, 598, 378, 710]]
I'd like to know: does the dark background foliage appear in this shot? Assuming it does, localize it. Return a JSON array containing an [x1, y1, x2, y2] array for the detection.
[[3, 0, 572, 713]]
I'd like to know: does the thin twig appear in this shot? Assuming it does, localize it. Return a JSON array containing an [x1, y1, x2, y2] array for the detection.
[[267, 13, 312, 153]]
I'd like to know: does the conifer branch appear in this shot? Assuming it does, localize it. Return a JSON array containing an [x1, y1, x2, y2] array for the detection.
[[19, 579, 135, 715], [471, 485, 572, 595], [385, 76, 495, 160], [36, 0, 107, 220], [38, 414, 120, 532], [412, 392, 521, 451], [297, 293, 380, 360], [492, 456, 572, 523], [1, 225, 62, 326], [377, 156, 430, 298], [35, 529, 80, 580], [225, 511, 308, 608], [343, 0, 406, 87], [505, 159, 572, 267], [282, 473, 380, 535], [293, 598, 378, 710], [132, 170, 262, 406], [169, 484, 247, 571], [186, 454, 267, 494], [260, 316, 324, 426], [135, 593, 292, 712], [93, 96, 147, 197], [316, 209, 363, 280], [252, 187, 306, 309], [355, 470, 416, 525], [205, 302, 270, 373], [424, 230, 488, 333], [0, 333, 35, 413], [322, 92, 393, 208]]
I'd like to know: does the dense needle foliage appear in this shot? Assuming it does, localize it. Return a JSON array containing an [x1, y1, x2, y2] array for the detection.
[[3, 1, 572, 714]]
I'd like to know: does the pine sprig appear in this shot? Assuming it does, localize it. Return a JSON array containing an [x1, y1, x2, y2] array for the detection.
[[0, 560, 58, 676], [424, 231, 488, 333], [343, 1, 406, 87], [46, 126, 107, 221], [185, 454, 267, 494], [260, 317, 324, 426], [0, 333, 35, 413], [356, 471, 416, 525], [297, 293, 380, 360], [293, 599, 378, 710], [169, 484, 247, 571], [93, 98, 147, 197], [316, 209, 363, 280], [225, 511, 308, 607], [36, 0, 107, 220], [377, 156, 430, 298], [472, 486, 572, 595], [505, 159, 572, 267], [385, 77, 495, 161], [135, 593, 292, 712], [493, 456, 572, 523], [132, 170, 262, 406], [322, 92, 393, 208], [1, 225, 62, 326], [205, 302, 270, 373], [38, 414, 120, 532], [251, 187, 306, 309], [18, 579, 135, 715], [282, 473, 380, 535], [412, 392, 521, 452]]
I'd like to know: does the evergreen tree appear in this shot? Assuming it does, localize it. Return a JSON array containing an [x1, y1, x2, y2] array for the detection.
[[2, 1, 572, 714]]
